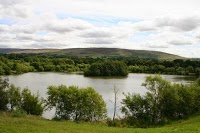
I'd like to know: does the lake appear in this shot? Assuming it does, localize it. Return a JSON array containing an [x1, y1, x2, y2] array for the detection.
[[2, 72, 196, 119]]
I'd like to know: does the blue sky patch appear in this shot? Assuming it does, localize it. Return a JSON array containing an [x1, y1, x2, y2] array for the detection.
[[57, 13, 142, 27], [0, 18, 15, 25], [36, 31, 48, 36], [129, 31, 157, 43]]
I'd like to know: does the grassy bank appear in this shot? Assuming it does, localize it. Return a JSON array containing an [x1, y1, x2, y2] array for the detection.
[[0, 112, 200, 133]]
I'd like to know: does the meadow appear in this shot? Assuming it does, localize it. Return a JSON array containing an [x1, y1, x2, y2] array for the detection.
[[0, 112, 200, 133]]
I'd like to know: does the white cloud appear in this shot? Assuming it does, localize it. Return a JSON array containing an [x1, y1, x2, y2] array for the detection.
[[31, 0, 200, 19], [133, 21, 157, 32], [0, 33, 16, 42], [169, 40, 193, 46], [85, 38, 115, 44], [0, 25, 9, 32], [142, 41, 169, 49], [43, 18, 92, 33], [0, 0, 24, 6], [11, 24, 38, 34], [144, 31, 197, 46], [0, 0, 200, 57], [0, 0, 33, 19], [156, 16, 200, 32], [80, 30, 113, 38]]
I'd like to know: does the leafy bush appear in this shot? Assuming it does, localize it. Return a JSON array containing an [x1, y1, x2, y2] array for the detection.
[[12, 108, 27, 117], [21, 89, 44, 116], [0, 76, 44, 116], [107, 118, 127, 127], [121, 76, 200, 127], [46, 85, 107, 121], [8, 84, 21, 110], [0, 77, 9, 111]]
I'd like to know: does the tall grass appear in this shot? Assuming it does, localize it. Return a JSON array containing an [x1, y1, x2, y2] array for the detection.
[[0, 112, 200, 133]]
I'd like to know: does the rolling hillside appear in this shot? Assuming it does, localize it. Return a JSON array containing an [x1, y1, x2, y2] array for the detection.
[[0, 48, 184, 59], [0, 112, 200, 133]]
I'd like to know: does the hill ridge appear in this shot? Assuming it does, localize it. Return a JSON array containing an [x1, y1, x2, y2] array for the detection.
[[0, 47, 184, 59]]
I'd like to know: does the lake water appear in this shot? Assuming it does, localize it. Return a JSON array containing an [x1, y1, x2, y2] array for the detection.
[[2, 72, 196, 119]]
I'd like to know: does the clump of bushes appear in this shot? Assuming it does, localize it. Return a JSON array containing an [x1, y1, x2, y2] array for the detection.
[[46, 85, 107, 121], [0, 77, 44, 116], [121, 75, 200, 127], [0, 76, 107, 122], [12, 108, 27, 117]]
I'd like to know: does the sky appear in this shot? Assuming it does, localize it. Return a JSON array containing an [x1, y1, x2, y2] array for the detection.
[[0, 0, 200, 58]]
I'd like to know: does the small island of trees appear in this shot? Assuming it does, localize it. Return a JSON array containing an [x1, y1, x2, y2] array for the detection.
[[84, 61, 128, 76]]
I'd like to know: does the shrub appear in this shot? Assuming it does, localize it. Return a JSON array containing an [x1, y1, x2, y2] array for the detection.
[[46, 85, 107, 121], [21, 88, 44, 116], [0, 77, 9, 111], [12, 108, 27, 117], [121, 76, 200, 127]]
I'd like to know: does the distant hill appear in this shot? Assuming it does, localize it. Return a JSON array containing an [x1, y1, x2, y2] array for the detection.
[[0, 48, 26, 54], [0, 48, 185, 59]]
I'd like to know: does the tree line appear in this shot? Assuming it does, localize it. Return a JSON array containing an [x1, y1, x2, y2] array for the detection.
[[0, 54, 200, 76]]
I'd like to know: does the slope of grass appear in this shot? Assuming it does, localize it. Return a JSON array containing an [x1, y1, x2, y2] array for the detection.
[[58, 48, 184, 59], [46, 48, 185, 59], [0, 48, 184, 59], [0, 112, 200, 133]]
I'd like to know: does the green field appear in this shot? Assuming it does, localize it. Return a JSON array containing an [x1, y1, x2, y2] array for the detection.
[[0, 112, 200, 133]]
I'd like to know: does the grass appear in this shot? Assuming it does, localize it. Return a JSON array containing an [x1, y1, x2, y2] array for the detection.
[[1, 48, 184, 59], [0, 112, 200, 133]]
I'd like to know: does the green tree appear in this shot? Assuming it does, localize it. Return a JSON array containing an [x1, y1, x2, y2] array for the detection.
[[46, 85, 107, 121], [121, 93, 152, 127], [0, 77, 9, 111], [195, 67, 200, 75], [8, 84, 21, 110], [186, 66, 194, 74], [175, 84, 194, 118], [84, 61, 128, 76], [0, 66, 5, 75], [21, 88, 44, 116], [190, 78, 200, 111], [159, 84, 179, 120], [142, 75, 171, 124], [78, 87, 107, 121]]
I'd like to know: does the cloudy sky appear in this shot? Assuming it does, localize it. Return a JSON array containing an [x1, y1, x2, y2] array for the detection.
[[0, 0, 200, 58]]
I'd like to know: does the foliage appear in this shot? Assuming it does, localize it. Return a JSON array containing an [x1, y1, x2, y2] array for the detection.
[[84, 61, 128, 76], [21, 88, 44, 116], [0, 76, 44, 115], [0, 77, 9, 111], [8, 85, 21, 110], [0, 54, 200, 76], [107, 118, 127, 127], [46, 85, 107, 121], [121, 75, 200, 127], [121, 93, 152, 127], [12, 108, 27, 117]]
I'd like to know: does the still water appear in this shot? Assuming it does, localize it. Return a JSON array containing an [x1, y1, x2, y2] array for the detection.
[[3, 72, 196, 119]]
